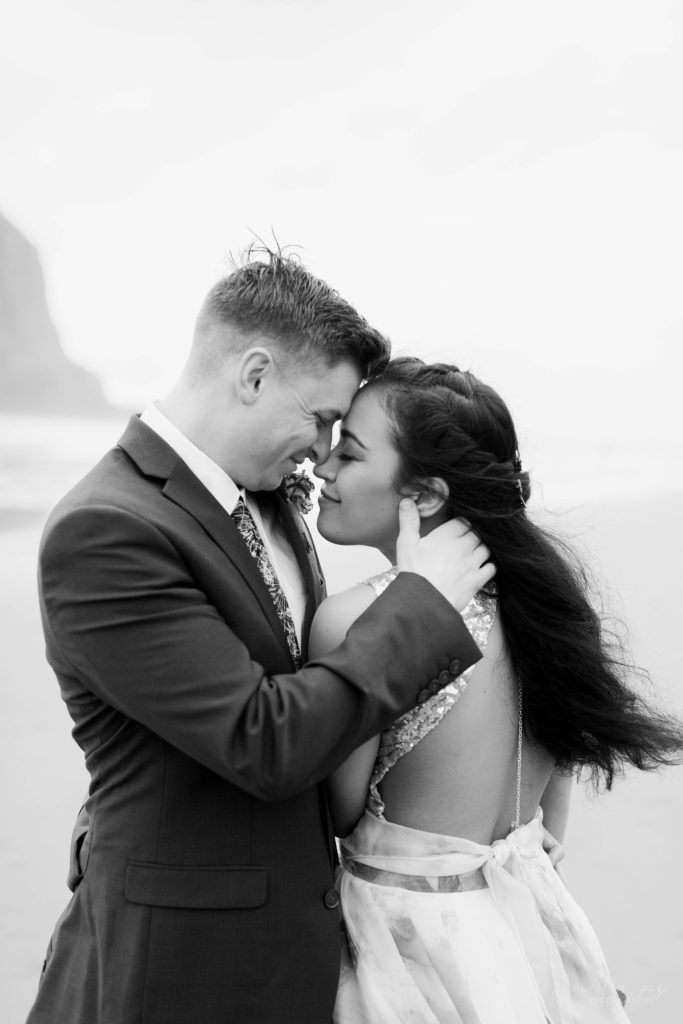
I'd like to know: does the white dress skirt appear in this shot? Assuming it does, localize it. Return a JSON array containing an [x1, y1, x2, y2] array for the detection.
[[334, 809, 629, 1024]]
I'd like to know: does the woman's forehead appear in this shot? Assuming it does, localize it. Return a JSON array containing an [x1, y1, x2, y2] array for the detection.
[[343, 386, 393, 448], [345, 385, 383, 425]]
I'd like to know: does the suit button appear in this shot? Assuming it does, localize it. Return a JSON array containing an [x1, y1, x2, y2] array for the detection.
[[449, 659, 461, 676], [417, 689, 431, 704], [323, 888, 340, 909], [438, 669, 452, 685]]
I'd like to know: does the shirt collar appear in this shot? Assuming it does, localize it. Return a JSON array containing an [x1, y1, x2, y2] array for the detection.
[[140, 403, 242, 515]]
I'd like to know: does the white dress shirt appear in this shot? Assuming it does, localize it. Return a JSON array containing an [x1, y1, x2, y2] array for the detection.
[[140, 403, 307, 644]]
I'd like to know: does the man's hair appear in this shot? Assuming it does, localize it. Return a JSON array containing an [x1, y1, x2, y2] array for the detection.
[[190, 245, 390, 381]]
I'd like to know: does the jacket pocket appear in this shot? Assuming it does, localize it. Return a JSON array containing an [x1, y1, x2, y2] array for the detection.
[[124, 861, 268, 909]]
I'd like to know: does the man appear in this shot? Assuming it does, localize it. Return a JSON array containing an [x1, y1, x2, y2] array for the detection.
[[27, 251, 493, 1024]]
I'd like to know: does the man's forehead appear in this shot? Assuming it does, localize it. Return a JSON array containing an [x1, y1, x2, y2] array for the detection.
[[307, 361, 362, 412]]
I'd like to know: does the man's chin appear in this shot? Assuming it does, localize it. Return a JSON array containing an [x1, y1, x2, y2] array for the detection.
[[250, 463, 301, 492], [241, 477, 278, 493]]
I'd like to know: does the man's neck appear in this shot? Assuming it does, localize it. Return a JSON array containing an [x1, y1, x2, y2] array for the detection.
[[157, 391, 237, 478]]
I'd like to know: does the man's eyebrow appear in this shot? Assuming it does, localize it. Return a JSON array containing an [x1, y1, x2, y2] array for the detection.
[[340, 428, 368, 450]]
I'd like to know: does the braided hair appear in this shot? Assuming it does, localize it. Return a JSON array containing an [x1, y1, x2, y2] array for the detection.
[[370, 357, 682, 788]]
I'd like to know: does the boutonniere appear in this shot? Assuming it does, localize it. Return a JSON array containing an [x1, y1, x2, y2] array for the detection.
[[283, 470, 315, 515]]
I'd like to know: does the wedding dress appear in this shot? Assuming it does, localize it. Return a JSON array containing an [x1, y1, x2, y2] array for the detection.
[[333, 568, 629, 1024]]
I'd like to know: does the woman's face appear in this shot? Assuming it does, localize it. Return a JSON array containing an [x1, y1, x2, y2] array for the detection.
[[314, 385, 404, 560]]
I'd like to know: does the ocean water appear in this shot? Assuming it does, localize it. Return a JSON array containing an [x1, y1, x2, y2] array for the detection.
[[2, 411, 681, 529], [0, 413, 127, 527]]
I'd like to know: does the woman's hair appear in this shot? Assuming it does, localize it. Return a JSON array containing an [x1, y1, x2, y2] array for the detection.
[[372, 357, 682, 789]]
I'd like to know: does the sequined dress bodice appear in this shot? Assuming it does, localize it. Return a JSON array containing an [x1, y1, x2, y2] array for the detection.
[[362, 567, 496, 819]]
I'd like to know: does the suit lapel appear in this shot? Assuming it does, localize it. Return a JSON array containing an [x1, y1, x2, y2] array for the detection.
[[119, 418, 337, 861], [269, 495, 335, 864], [252, 494, 335, 866], [117, 417, 295, 667]]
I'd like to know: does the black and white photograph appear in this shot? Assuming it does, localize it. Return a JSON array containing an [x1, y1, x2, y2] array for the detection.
[[2, 2, 682, 1022]]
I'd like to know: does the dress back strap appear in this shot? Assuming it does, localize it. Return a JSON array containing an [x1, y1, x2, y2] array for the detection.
[[510, 682, 524, 832], [362, 567, 399, 596]]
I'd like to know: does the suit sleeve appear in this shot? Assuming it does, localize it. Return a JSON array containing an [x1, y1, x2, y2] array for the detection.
[[40, 504, 481, 800]]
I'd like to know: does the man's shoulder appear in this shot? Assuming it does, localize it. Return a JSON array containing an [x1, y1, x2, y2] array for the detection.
[[41, 445, 163, 551], [45, 414, 179, 528], [47, 445, 142, 516]]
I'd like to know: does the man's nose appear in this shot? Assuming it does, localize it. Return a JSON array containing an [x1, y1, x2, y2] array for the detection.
[[309, 424, 334, 466]]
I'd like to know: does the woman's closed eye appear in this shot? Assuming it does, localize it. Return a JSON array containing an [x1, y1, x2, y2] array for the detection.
[[333, 440, 361, 462]]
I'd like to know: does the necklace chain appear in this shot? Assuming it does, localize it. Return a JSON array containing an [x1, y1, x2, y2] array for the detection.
[[511, 682, 523, 832]]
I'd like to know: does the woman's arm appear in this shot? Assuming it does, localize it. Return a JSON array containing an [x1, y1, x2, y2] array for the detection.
[[540, 767, 574, 844], [325, 735, 381, 838], [309, 585, 381, 836]]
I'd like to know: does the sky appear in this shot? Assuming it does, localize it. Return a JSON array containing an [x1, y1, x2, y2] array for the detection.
[[2, 0, 682, 503]]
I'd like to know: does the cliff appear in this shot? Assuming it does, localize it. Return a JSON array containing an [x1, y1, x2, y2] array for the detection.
[[0, 211, 116, 415]]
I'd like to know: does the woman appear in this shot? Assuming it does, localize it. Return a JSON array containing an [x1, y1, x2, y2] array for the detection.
[[309, 358, 682, 1024]]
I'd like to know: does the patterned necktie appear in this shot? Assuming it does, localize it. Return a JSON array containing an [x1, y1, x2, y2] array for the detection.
[[232, 497, 302, 669]]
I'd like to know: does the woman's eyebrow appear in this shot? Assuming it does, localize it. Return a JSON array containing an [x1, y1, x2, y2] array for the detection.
[[340, 428, 368, 450]]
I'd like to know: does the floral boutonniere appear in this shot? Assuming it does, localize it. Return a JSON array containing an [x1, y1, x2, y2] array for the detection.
[[283, 470, 315, 515]]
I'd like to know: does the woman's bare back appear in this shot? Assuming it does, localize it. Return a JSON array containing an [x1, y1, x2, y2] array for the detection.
[[314, 574, 558, 844], [377, 614, 555, 844]]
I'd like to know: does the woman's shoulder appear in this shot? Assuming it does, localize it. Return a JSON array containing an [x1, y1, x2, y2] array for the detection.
[[362, 566, 399, 596], [309, 582, 381, 658]]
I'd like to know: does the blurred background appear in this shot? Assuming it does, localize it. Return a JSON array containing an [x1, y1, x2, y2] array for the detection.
[[1, 1, 682, 1021]]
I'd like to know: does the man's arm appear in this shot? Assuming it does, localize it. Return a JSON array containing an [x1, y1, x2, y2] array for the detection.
[[66, 800, 90, 891], [41, 503, 487, 802]]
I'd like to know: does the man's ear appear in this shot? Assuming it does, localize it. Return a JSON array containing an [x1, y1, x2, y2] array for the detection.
[[236, 348, 274, 405], [412, 477, 450, 519]]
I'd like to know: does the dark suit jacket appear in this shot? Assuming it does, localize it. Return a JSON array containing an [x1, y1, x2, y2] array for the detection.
[[27, 417, 481, 1024]]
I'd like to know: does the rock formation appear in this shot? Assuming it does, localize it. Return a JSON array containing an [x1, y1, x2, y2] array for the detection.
[[0, 211, 115, 415]]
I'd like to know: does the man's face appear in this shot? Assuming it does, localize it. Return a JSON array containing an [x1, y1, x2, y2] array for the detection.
[[246, 356, 362, 491]]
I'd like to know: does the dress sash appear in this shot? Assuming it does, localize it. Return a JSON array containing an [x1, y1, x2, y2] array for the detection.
[[338, 809, 629, 1023]]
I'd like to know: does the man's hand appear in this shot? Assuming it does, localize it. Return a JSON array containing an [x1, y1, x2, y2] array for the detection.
[[396, 499, 495, 612], [541, 826, 565, 874]]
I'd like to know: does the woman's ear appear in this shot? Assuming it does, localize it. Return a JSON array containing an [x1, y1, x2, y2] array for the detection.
[[412, 477, 450, 519], [236, 348, 274, 405]]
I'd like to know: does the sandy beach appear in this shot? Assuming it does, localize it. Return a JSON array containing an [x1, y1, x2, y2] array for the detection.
[[2, 494, 682, 1023]]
